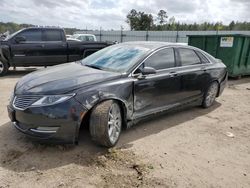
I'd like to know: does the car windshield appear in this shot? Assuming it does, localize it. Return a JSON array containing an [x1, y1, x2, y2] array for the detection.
[[81, 44, 150, 73]]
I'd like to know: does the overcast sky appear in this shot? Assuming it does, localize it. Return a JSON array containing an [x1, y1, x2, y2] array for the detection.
[[0, 0, 249, 30]]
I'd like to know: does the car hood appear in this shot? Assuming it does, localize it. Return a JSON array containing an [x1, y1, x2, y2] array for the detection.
[[15, 62, 121, 95]]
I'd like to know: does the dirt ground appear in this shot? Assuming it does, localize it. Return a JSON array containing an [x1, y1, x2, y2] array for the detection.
[[0, 68, 250, 188]]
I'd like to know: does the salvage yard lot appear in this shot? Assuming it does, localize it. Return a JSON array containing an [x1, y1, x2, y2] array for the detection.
[[0, 68, 250, 188]]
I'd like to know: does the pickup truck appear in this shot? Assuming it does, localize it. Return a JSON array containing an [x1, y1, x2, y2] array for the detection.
[[0, 27, 112, 76]]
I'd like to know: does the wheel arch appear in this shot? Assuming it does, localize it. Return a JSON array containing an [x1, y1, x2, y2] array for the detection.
[[0, 45, 11, 66], [79, 97, 129, 132], [205, 79, 220, 97], [211, 80, 220, 97]]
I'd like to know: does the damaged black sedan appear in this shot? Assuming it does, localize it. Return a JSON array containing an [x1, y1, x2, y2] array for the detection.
[[7, 42, 227, 147]]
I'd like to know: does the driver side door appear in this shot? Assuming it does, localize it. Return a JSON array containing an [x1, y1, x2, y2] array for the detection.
[[10, 28, 44, 66], [133, 47, 182, 119]]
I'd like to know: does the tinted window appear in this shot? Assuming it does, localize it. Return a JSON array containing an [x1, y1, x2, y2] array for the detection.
[[17, 29, 42, 41], [43, 30, 63, 41], [195, 51, 210, 64], [144, 48, 175, 70], [179, 48, 201, 66]]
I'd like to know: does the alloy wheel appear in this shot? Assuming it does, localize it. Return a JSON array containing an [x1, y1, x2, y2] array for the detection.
[[0, 61, 3, 74], [108, 103, 122, 144], [205, 83, 218, 106]]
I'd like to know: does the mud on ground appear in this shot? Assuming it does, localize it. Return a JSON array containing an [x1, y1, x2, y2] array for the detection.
[[0, 68, 250, 188]]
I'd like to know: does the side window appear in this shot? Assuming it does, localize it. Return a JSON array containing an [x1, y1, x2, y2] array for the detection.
[[195, 51, 210, 64], [17, 29, 42, 42], [144, 48, 175, 70], [43, 30, 63, 41], [178, 48, 201, 66], [86, 36, 94, 41], [78, 36, 84, 41]]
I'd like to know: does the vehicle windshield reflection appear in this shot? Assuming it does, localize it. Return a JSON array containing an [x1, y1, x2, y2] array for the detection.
[[81, 44, 150, 73]]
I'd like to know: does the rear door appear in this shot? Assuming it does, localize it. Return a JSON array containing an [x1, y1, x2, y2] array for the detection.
[[10, 28, 44, 65], [175, 47, 210, 100], [133, 48, 182, 118], [41, 29, 67, 65]]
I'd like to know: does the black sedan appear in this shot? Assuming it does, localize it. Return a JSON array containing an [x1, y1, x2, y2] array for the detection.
[[7, 42, 228, 147]]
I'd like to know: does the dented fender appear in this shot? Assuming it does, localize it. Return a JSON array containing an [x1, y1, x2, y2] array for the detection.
[[74, 77, 134, 120]]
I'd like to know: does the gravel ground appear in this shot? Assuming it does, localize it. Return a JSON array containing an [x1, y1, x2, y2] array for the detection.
[[0, 68, 250, 188]]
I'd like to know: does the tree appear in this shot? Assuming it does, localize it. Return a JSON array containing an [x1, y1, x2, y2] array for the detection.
[[126, 9, 138, 30], [215, 22, 223, 31], [168, 16, 176, 30], [229, 21, 235, 30], [157, 10, 168, 25], [126, 9, 154, 30]]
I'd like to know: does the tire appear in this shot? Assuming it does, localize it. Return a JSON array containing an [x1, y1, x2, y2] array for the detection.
[[89, 100, 122, 147], [0, 60, 9, 76], [202, 81, 219, 108]]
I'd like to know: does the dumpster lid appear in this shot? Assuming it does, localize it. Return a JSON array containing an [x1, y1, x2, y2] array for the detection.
[[187, 34, 250, 37]]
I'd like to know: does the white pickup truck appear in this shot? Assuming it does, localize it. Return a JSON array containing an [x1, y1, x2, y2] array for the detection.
[[72, 34, 97, 42]]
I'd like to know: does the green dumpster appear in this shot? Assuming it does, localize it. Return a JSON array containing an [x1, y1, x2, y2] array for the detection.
[[188, 34, 250, 77]]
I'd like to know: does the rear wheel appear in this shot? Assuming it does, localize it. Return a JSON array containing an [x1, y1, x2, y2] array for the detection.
[[89, 100, 122, 147], [0, 60, 9, 76], [202, 81, 219, 108]]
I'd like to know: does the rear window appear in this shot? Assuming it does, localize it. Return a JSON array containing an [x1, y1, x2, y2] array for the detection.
[[43, 30, 63, 41], [178, 48, 201, 66], [195, 51, 210, 64]]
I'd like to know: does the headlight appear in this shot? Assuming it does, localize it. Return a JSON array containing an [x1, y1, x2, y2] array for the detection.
[[31, 94, 75, 107]]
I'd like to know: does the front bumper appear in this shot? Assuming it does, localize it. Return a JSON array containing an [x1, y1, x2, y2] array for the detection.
[[7, 97, 87, 144]]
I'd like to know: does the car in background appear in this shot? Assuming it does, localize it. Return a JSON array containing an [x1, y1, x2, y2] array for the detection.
[[0, 27, 112, 76], [7, 42, 228, 147], [66, 34, 81, 42], [66, 34, 73, 39], [73, 34, 97, 42], [66, 38, 81, 42]]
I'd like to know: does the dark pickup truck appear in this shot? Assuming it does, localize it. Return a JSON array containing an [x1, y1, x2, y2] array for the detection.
[[0, 27, 111, 76]]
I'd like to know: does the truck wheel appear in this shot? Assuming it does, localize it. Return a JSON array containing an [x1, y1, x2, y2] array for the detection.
[[89, 100, 122, 147], [0, 60, 9, 76], [202, 81, 219, 108]]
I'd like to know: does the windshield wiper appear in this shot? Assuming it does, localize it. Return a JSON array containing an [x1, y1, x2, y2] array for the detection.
[[85, 64, 102, 70]]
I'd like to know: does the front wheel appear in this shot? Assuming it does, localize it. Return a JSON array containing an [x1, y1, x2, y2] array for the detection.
[[89, 100, 122, 147], [0, 60, 9, 76], [202, 81, 219, 108]]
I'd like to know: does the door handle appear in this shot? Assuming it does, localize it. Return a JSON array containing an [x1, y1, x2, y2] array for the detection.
[[200, 67, 207, 72], [169, 71, 178, 77]]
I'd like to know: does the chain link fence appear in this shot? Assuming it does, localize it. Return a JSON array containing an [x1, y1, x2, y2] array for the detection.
[[75, 30, 250, 43]]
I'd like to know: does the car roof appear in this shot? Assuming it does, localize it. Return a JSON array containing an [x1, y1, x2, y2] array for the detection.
[[118, 41, 189, 50], [117, 41, 217, 63], [24, 27, 63, 30]]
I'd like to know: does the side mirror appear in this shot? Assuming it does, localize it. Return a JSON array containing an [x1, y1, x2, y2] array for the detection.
[[15, 36, 26, 43], [141, 66, 156, 75]]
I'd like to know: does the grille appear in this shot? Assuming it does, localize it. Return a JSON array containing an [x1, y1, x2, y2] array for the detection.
[[13, 95, 42, 110]]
